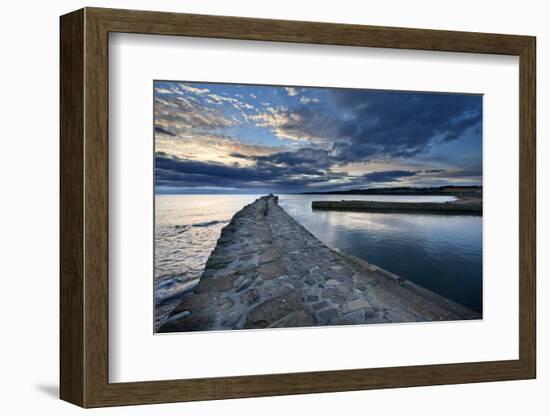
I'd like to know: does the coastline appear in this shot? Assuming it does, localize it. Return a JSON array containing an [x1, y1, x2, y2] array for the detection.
[[158, 195, 480, 333]]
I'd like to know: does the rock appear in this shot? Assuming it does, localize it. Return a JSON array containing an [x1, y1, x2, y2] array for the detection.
[[206, 254, 233, 268], [363, 307, 385, 321], [257, 260, 286, 280], [259, 247, 280, 264], [312, 301, 328, 310], [342, 299, 371, 314], [219, 311, 241, 327], [195, 275, 238, 293], [330, 317, 354, 326], [306, 295, 319, 302], [166, 310, 190, 322], [318, 308, 338, 322], [234, 276, 255, 292], [239, 253, 254, 262], [245, 292, 302, 329], [264, 282, 294, 299], [292, 280, 305, 289], [217, 298, 235, 312], [240, 289, 260, 306], [308, 265, 320, 274], [268, 310, 315, 328], [321, 288, 346, 304], [159, 314, 214, 333], [169, 292, 210, 315]]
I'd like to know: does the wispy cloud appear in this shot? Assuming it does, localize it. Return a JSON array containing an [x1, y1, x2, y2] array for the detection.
[[299, 96, 320, 104], [284, 87, 299, 96]]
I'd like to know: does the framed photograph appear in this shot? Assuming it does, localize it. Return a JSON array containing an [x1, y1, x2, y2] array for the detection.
[[60, 7, 536, 408]]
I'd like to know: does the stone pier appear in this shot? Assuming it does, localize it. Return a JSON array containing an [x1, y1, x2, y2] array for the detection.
[[312, 199, 482, 214], [158, 195, 480, 333]]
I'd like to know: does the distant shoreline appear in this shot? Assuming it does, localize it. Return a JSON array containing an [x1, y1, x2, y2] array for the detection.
[[301, 185, 482, 196]]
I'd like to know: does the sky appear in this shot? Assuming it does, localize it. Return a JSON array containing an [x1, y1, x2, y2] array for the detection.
[[154, 81, 482, 194]]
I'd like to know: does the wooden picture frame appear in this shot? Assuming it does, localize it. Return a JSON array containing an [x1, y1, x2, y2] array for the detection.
[[60, 7, 536, 408]]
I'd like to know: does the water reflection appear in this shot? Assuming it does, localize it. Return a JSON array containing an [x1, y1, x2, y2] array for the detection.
[[279, 194, 482, 313]]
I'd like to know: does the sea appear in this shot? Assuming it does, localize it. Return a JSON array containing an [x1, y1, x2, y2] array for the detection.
[[154, 194, 482, 329]]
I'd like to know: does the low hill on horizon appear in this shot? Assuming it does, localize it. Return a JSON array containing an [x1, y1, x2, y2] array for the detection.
[[301, 185, 482, 196]]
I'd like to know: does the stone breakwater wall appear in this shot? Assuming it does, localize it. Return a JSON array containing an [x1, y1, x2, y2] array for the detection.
[[312, 199, 482, 214], [158, 195, 480, 333]]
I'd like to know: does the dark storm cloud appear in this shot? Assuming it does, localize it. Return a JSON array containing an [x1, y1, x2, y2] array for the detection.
[[155, 153, 345, 191], [248, 90, 481, 165], [232, 147, 332, 172], [154, 126, 176, 136], [329, 90, 482, 162], [249, 105, 341, 143], [362, 170, 418, 183], [444, 167, 482, 178]]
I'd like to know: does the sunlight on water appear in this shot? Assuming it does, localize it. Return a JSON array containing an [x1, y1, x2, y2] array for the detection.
[[154, 193, 482, 328]]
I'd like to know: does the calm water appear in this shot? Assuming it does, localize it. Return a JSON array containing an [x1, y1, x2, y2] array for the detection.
[[155, 194, 482, 328]]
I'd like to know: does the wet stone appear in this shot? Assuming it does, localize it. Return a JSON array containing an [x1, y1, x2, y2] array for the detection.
[[306, 295, 319, 302]]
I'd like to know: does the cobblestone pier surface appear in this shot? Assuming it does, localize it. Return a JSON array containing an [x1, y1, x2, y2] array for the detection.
[[158, 195, 480, 332]]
